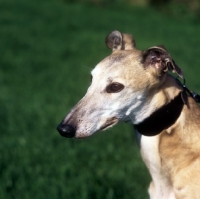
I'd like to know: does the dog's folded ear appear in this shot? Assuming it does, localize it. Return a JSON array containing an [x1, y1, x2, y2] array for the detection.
[[105, 30, 136, 51], [142, 46, 184, 79], [166, 59, 184, 79]]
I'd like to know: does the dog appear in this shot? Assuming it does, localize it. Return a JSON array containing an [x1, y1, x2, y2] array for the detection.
[[57, 30, 200, 199]]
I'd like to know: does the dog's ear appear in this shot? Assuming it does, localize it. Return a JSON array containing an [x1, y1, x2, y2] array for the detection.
[[166, 59, 184, 79], [142, 46, 184, 79], [105, 30, 136, 51], [105, 30, 122, 51]]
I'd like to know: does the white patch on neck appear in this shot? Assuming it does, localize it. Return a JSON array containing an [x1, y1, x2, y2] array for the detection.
[[125, 95, 143, 116], [125, 93, 160, 125]]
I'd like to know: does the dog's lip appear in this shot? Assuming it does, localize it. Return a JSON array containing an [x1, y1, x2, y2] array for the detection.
[[99, 124, 113, 131], [73, 117, 119, 138], [99, 117, 119, 131]]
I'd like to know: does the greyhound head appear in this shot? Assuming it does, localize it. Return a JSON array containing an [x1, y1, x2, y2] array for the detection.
[[57, 30, 183, 138]]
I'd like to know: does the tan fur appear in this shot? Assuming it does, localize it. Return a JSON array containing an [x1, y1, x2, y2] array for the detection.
[[159, 97, 200, 198], [57, 30, 200, 199], [141, 80, 200, 198]]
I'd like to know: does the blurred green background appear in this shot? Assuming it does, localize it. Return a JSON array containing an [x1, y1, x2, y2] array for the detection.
[[1, 0, 200, 198]]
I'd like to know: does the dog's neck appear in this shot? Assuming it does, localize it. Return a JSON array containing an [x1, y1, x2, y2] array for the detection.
[[134, 91, 186, 136]]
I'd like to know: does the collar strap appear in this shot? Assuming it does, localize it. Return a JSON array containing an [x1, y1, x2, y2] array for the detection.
[[176, 78, 200, 103], [135, 92, 185, 136]]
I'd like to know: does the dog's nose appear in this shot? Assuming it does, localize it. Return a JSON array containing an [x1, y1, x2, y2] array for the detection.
[[57, 123, 76, 138]]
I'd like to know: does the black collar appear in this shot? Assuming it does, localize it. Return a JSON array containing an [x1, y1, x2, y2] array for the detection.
[[134, 92, 185, 136]]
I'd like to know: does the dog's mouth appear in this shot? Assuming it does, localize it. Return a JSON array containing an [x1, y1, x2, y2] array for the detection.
[[99, 117, 119, 131], [67, 117, 120, 139]]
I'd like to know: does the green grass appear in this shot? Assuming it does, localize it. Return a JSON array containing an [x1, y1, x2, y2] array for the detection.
[[1, 0, 200, 199]]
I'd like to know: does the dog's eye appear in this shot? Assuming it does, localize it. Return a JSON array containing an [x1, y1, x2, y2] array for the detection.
[[106, 82, 124, 93]]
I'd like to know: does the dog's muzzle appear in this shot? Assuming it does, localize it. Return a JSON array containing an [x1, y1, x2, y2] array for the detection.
[[57, 123, 76, 138]]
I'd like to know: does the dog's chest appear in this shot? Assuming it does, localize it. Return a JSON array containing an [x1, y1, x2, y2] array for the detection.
[[139, 133, 175, 198], [135, 129, 161, 178], [140, 134, 161, 172]]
